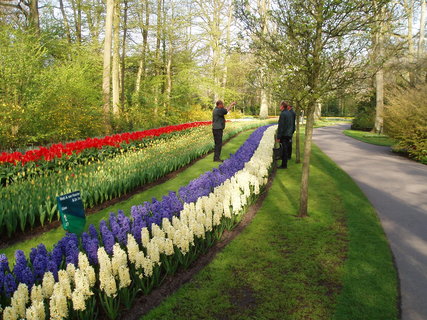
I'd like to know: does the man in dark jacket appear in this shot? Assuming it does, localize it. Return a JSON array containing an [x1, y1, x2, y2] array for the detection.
[[287, 104, 296, 160], [212, 100, 236, 162], [276, 101, 293, 168]]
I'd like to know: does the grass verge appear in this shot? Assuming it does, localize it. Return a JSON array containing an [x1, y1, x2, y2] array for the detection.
[[141, 142, 398, 320], [343, 129, 396, 147], [0, 129, 257, 262]]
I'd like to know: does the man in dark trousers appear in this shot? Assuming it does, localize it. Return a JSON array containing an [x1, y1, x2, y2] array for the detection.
[[276, 101, 293, 168], [212, 100, 236, 162], [287, 104, 296, 160]]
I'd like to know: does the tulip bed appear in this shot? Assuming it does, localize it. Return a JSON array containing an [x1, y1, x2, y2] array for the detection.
[[0, 124, 276, 320], [0, 121, 270, 238], [0, 122, 212, 187]]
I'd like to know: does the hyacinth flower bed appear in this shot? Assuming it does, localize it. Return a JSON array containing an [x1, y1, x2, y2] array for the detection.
[[0, 122, 213, 187], [0, 124, 277, 320], [0, 121, 269, 238]]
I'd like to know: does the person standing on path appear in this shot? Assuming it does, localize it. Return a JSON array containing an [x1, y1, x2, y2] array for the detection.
[[212, 100, 236, 162], [276, 101, 293, 169], [287, 104, 296, 160]]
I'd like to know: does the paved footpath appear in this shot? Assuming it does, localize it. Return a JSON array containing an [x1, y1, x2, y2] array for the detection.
[[313, 124, 427, 320]]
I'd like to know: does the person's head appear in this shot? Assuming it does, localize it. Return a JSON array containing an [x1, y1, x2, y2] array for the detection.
[[280, 101, 288, 111], [216, 100, 224, 108]]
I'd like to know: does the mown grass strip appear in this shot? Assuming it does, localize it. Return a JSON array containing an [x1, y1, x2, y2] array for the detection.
[[343, 129, 396, 147], [1, 129, 257, 262], [141, 141, 398, 320]]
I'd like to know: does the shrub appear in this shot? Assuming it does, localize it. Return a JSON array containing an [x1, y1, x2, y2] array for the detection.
[[351, 98, 376, 131], [384, 84, 427, 163]]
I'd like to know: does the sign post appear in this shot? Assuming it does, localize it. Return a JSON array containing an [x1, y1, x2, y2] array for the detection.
[[56, 191, 86, 235]]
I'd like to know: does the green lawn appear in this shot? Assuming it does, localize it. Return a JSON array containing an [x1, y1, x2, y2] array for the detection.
[[314, 117, 352, 127], [343, 129, 396, 147], [1, 127, 399, 320], [0, 129, 257, 262], [142, 141, 398, 320]]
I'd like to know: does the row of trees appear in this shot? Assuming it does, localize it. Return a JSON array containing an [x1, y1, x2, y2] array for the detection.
[[235, 0, 426, 216], [0, 0, 275, 148]]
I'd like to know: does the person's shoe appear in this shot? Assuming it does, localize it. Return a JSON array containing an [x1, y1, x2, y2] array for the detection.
[[278, 166, 287, 169], [214, 159, 224, 162]]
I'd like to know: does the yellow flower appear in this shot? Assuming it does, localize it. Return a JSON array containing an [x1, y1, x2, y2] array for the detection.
[[141, 227, 150, 248], [2, 306, 17, 320], [31, 284, 44, 304], [118, 265, 132, 289], [49, 283, 69, 320], [26, 301, 46, 320], [71, 289, 86, 311], [11, 283, 29, 318], [127, 234, 140, 264], [58, 270, 72, 299], [42, 272, 55, 299]]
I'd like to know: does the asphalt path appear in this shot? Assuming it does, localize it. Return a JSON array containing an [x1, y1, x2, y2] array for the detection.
[[313, 124, 427, 320]]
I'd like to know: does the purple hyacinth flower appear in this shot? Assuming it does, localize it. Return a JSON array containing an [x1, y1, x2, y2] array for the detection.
[[88, 224, 98, 240], [100, 220, 115, 255], [51, 244, 64, 268], [3, 273, 17, 298], [0, 254, 10, 273], [82, 232, 99, 265], [47, 258, 59, 281], [65, 239, 79, 266], [33, 252, 48, 282]]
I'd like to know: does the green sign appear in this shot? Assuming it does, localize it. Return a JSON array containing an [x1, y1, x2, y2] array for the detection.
[[56, 191, 86, 235]]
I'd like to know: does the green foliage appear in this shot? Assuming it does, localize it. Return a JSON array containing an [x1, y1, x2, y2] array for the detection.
[[0, 122, 266, 238], [384, 84, 427, 163], [351, 97, 376, 131], [343, 130, 396, 147], [0, 26, 46, 148], [0, 26, 104, 149], [143, 143, 398, 320], [1, 129, 257, 261]]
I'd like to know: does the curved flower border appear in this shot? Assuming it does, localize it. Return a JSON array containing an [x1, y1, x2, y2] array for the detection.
[[0, 125, 277, 320]]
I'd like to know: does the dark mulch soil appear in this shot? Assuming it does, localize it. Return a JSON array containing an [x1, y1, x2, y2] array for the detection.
[[120, 167, 276, 320]]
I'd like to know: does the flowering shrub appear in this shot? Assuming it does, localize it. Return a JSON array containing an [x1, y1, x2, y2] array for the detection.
[[0, 121, 268, 237], [0, 124, 276, 319]]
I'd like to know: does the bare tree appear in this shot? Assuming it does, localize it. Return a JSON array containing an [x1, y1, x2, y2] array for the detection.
[[102, 0, 114, 132]]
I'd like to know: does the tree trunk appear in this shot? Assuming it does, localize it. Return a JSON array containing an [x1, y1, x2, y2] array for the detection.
[[71, 0, 82, 43], [212, 0, 222, 101], [59, 0, 72, 43], [374, 68, 384, 134], [222, 1, 233, 91], [373, 4, 385, 134], [120, 0, 128, 109], [299, 105, 315, 217], [258, 0, 269, 119], [134, 0, 150, 96], [102, 0, 114, 133], [418, 0, 426, 58], [154, 0, 162, 115], [29, 0, 40, 33], [295, 105, 301, 164], [407, 0, 416, 85], [299, 2, 323, 217], [314, 101, 322, 120], [259, 85, 269, 118], [112, 0, 121, 116]]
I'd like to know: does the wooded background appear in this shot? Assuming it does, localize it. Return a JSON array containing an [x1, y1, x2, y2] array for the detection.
[[0, 0, 426, 155]]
